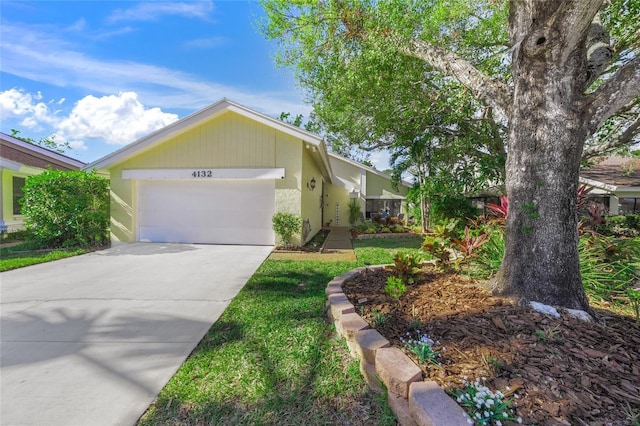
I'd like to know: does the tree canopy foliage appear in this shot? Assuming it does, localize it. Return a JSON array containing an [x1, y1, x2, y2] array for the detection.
[[260, 0, 640, 311], [10, 129, 71, 154]]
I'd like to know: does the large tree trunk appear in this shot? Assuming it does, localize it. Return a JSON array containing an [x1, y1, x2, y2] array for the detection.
[[490, 2, 597, 311]]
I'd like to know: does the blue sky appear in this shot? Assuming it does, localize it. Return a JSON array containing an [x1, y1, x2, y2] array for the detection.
[[1, 1, 391, 167]]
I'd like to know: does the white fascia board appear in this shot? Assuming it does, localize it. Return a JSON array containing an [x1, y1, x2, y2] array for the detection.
[[579, 177, 617, 192], [0, 158, 23, 171], [122, 168, 285, 180], [365, 194, 407, 200]]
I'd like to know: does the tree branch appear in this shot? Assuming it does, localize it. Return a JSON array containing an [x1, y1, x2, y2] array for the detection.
[[586, 54, 640, 132], [582, 113, 640, 159], [403, 39, 513, 121]]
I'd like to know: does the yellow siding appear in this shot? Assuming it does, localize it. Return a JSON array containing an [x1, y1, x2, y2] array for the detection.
[[274, 133, 304, 246], [118, 111, 276, 169], [1, 167, 42, 230], [300, 148, 323, 242], [330, 157, 361, 192], [324, 184, 352, 227], [108, 167, 135, 242], [366, 172, 409, 197]]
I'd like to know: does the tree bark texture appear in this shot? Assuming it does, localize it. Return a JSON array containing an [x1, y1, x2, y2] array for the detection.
[[489, 1, 602, 310]]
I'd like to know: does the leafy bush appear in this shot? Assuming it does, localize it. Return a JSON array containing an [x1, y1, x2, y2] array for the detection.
[[579, 234, 640, 309], [21, 170, 109, 248], [596, 215, 640, 237], [453, 226, 489, 257], [625, 214, 640, 230], [385, 276, 407, 299], [392, 251, 422, 285], [430, 195, 479, 227], [467, 226, 505, 279], [421, 219, 460, 268], [272, 212, 301, 248]]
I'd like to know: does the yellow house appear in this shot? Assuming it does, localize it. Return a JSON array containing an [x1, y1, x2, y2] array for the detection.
[[85, 99, 409, 246], [1, 133, 85, 233]]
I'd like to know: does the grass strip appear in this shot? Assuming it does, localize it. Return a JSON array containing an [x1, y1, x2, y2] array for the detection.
[[0, 247, 86, 271], [138, 258, 397, 425]]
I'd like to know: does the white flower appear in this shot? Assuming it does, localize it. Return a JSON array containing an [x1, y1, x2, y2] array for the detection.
[[517, 417, 523, 423]]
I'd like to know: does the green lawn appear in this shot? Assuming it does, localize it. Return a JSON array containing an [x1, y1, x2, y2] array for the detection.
[[139, 237, 424, 425], [352, 236, 425, 265], [0, 243, 86, 272]]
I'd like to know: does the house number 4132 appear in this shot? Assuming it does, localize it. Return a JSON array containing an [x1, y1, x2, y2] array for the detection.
[[192, 170, 213, 178]]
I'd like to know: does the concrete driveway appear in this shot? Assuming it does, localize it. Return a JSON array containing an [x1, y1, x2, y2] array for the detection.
[[1, 243, 271, 426]]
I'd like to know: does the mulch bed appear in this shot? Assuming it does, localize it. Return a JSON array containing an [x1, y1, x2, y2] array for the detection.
[[341, 266, 640, 425]]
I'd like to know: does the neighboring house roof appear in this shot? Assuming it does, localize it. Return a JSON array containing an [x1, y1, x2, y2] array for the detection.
[[84, 98, 334, 181], [0, 133, 85, 170], [580, 156, 640, 188]]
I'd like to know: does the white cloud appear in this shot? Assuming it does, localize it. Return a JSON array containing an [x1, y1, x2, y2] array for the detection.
[[57, 92, 179, 145], [0, 88, 57, 130], [1, 89, 179, 147], [108, 1, 214, 23]]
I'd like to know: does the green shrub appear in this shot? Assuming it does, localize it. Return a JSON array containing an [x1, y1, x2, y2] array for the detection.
[[21, 170, 109, 248], [385, 276, 407, 299], [596, 215, 640, 237], [579, 234, 640, 304], [430, 195, 478, 227], [468, 226, 505, 279], [625, 214, 640, 230], [272, 212, 301, 248], [393, 251, 422, 285]]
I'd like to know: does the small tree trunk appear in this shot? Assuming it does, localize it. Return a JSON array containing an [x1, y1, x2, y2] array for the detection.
[[420, 195, 430, 233]]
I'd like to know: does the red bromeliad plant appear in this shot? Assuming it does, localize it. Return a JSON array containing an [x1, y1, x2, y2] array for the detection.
[[453, 226, 489, 257], [486, 196, 509, 218], [577, 184, 594, 208], [488, 185, 594, 220]]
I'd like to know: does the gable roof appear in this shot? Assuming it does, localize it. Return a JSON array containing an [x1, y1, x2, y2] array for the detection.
[[580, 156, 640, 188], [84, 98, 333, 179], [327, 151, 413, 188], [0, 133, 85, 170]]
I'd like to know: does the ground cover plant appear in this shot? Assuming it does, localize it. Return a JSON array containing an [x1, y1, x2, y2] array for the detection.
[[0, 242, 86, 272], [137, 259, 396, 425]]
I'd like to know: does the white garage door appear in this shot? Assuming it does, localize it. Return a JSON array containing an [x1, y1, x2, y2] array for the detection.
[[138, 179, 275, 245]]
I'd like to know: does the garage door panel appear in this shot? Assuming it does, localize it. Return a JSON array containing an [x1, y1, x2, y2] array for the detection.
[[138, 180, 275, 245]]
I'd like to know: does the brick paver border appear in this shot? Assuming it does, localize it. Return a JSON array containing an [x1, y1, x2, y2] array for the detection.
[[326, 265, 471, 426]]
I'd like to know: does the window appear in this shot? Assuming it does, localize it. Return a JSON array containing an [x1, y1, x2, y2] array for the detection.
[[365, 199, 402, 219], [12, 176, 26, 215]]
